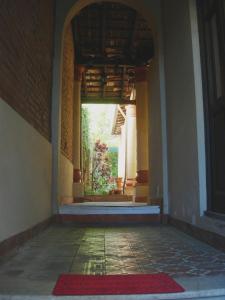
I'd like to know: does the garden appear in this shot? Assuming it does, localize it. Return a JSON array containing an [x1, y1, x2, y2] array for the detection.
[[82, 104, 119, 195]]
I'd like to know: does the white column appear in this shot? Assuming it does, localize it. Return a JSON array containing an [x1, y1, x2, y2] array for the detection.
[[118, 124, 126, 179], [125, 105, 137, 196], [73, 65, 84, 199]]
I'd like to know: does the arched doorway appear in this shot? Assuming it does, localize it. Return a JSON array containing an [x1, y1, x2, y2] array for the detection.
[[51, 0, 169, 215]]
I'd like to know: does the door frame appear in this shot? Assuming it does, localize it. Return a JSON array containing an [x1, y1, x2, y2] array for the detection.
[[196, 0, 225, 213]]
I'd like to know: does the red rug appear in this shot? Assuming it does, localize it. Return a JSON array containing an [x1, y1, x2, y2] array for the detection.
[[52, 273, 185, 296]]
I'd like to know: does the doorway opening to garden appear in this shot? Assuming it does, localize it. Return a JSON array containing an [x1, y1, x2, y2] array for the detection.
[[81, 103, 137, 200]]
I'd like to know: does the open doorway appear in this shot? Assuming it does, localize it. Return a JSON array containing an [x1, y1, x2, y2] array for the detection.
[[81, 104, 120, 196], [81, 102, 138, 201]]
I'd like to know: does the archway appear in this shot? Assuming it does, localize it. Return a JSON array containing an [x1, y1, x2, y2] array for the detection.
[[51, 0, 169, 214]]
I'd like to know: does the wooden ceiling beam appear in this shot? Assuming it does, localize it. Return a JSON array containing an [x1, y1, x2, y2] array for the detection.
[[101, 4, 106, 56], [85, 79, 126, 83], [121, 66, 126, 99], [85, 64, 134, 68], [127, 11, 138, 59], [81, 96, 136, 104], [83, 69, 88, 97], [77, 58, 145, 66], [102, 66, 106, 98]]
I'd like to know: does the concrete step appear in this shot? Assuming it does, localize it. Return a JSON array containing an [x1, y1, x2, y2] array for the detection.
[[56, 202, 160, 224], [59, 202, 160, 215]]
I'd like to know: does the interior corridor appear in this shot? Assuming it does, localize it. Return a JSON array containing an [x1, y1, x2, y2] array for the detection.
[[0, 225, 225, 297]]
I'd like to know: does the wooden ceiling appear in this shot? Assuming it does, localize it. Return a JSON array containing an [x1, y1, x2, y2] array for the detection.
[[81, 65, 135, 103], [72, 2, 153, 103]]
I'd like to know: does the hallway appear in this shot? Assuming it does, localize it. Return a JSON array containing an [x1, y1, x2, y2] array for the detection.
[[1, 1, 225, 298], [0, 225, 225, 297]]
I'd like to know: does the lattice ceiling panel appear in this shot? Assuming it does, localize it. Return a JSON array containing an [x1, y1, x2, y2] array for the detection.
[[72, 2, 153, 103], [81, 65, 135, 103]]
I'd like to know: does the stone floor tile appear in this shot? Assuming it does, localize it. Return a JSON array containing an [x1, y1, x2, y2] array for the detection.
[[1, 224, 225, 295]]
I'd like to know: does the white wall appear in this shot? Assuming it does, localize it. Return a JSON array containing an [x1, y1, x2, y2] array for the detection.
[[60, 153, 73, 202], [0, 99, 52, 242], [163, 0, 200, 224]]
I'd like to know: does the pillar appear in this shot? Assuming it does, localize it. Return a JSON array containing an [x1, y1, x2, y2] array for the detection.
[[125, 105, 137, 196], [118, 124, 126, 180], [73, 65, 84, 199], [135, 66, 149, 202]]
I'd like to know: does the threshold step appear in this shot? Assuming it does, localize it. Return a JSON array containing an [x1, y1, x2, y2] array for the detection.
[[57, 202, 161, 224], [59, 202, 160, 215]]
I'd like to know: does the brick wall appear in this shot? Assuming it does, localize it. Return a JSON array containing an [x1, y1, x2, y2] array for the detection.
[[0, 0, 54, 140], [61, 24, 74, 161]]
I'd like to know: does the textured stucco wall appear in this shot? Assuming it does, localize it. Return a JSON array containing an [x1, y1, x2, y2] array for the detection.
[[61, 24, 74, 161], [0, 99, 52, 242], [0, 0, 54, 140]]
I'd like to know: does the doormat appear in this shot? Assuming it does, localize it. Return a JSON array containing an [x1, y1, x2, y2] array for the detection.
[[52, 273, 185, 295]]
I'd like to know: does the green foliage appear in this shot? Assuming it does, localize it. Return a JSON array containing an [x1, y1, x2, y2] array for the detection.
[[81, 106, 91, 192], [81, 104, 119, 195], [84, 104, 119, 148], [108, 148, 118, 178]]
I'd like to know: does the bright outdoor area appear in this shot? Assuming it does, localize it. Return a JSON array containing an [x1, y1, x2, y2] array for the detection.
[[81, 104, 120, 195]]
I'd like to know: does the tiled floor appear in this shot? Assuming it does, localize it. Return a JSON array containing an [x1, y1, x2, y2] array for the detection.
[[0, 224, 225, 295]]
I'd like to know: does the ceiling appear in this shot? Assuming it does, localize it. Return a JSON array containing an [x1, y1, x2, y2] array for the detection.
[[72, 2, 153, 103], [81, 65, 135, 103]]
